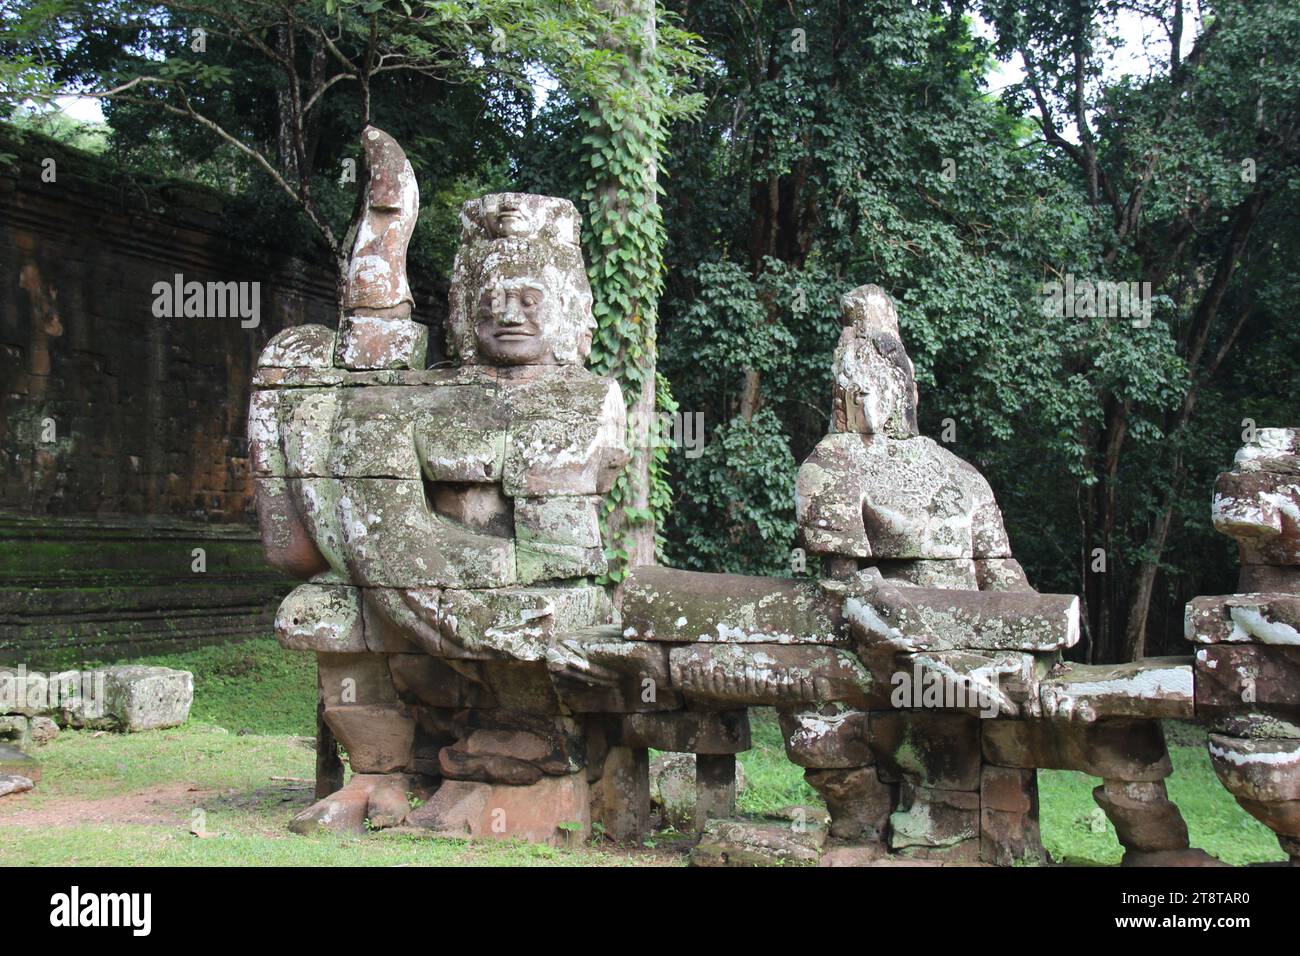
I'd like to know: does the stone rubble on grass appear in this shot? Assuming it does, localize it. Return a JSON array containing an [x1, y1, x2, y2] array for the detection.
[[0, 741, 39, 785], [0, 774, 34, 798], [0, 664, 192, 732], [30, 716, 58, 745], [689, 818, 826, 867]]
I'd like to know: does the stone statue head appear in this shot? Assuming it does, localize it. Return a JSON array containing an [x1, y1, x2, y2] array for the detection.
[[831, 285, 919, 437], [447, 193, 595, 366]]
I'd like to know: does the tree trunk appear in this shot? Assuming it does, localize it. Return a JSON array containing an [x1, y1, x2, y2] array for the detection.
[[597, 0, 659, 571]]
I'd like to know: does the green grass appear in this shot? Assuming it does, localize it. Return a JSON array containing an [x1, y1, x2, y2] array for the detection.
[[116, 638, 318, 736], [1038, 721, 1287, 866], [736, 710, 822, 815], [0, 638, 1287, 866]]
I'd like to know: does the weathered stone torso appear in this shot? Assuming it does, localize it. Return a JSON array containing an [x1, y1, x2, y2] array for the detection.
[[797, 433, 1010, 573]]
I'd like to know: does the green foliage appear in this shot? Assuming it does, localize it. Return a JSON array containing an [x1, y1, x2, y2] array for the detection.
[[666, 407, 796, 576], [650, 0, 1300, 657], [117, 638, 317, 736]]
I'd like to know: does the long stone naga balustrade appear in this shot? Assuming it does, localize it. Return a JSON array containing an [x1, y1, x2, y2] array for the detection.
[[248, 128, 1299, 864]]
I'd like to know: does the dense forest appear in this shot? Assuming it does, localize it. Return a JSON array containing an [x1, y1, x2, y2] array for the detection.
[[3, 0, 1297, 661]]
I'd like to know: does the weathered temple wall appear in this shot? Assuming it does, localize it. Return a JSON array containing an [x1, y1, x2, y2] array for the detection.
[[0, 131, 443, 663]]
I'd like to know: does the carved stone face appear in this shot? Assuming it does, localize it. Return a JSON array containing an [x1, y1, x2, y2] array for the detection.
[[475, 277, 549, 365], [482, 194, 537, 240], [448, 193, 594, 367]]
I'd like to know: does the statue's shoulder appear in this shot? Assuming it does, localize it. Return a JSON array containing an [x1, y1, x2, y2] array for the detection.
[[920, 437, 997, 500]]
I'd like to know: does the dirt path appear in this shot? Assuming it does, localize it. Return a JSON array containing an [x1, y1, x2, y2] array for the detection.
[[0, 782, 215, 828]]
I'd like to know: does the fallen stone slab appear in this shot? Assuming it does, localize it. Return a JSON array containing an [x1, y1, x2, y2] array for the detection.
[[0, 742, 39, 783], [689, 819, 825, 867], [1039, 658, 1194, 722], [289, 773, 421, 835], [0, 773, 34, 798], [406, 775, 590, 847]]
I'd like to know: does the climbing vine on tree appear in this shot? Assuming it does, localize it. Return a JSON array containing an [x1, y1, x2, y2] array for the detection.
[[561, 5, 703, 581]]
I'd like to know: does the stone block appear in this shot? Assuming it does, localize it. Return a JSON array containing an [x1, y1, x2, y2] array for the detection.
[[805, 766, 895, 841], [622, 566, 841, 644], [694, 753, 737, 832], [1185, 593, 1300, 645], [1194, 644, 1300, 716], [890, 782, 980, 850], [413, 385, 508, 483], [777, 703, 873, 768], [322, 703, 415, 773], [317, 652, 398, 708], [65, 666, 193, 732], [439, 585, 614, 660], [1092, 779, 1189, 852], [334, 315, 428, 370], [1206, 734, 1300, 802], [258, 324, 336, 369], [869, 710, 982, 790], [389, 654, 495, 709], [254, 477, 330, 579], [281, 389, 339, 477], [845, 572, 1080, 653], [590, 746, 650, 843], [336, 478, 515, 588], [501, 371, 627, 497], [0, 715, 30, 750], [328, 386, 424, 478], [0, 774, 34, 798], [620, 710, 751, 754], [247, 389, 286, 477], [981, 718, 1172, 780]]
